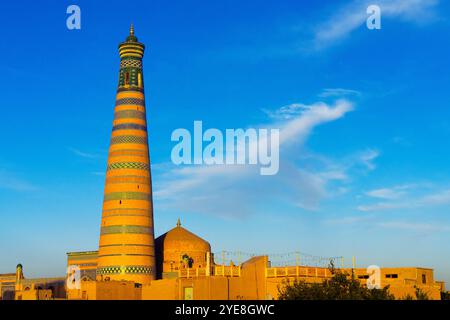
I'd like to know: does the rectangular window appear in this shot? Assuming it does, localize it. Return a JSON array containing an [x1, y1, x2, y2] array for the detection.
[[422, 274, 426, 284], [385, 274, 398, 279]]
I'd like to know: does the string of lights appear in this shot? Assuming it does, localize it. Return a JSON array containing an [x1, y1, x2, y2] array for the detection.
[[213, 251, 343, 268]]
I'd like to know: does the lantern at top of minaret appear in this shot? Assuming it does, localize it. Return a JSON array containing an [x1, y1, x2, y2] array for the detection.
[[118, 24, 145, 89]]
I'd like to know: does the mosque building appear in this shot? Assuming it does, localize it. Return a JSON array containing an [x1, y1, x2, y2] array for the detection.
[[0, 26, 446, 300]]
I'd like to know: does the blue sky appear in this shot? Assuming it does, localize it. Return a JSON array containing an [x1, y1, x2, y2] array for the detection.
[[1, 0, 450, 285]]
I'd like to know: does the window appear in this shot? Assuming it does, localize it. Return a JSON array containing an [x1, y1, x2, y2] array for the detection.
[[385, 274, 398, 279], [358, 275, 369, 279], [125, 72, 130, 85], [422, 274, 427, 284], [138, 72, 142, 87]]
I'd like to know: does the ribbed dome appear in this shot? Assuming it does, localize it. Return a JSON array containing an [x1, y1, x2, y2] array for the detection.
[[155, 219, 212, 278], [157, 220, 211, 253]]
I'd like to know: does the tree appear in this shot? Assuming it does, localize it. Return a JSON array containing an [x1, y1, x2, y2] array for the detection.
[[403, 287, 430, 300], [414, 287, 429, 300], [403, 293, 414, 300], [441, 291, 450, 300], [278, 268, 395, 300]]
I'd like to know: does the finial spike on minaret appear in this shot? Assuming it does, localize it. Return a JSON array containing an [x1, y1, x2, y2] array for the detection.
[[177, 218, 181, 227], [130, 23, 134, 35]]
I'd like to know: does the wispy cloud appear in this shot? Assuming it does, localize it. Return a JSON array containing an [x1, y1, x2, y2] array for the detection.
[[365, 184, 415, 199], [324, 215, 374, 225], [153, 99, 370, 217], [377, 221, 450, 233], [318, 88, 361, 98], [358, 202, 409, 212], [263, 99, 353, 122], [421, 189, 450, 206], [67, 147, 98, 159], [0, 171, 38, 192], [358, 149, 379, 171], [366, 188, 404, 199], [391, 136, 413, 147], [325, 215, 450, 234], [358, 185, 450, 211], [313, 0, 440, 49], [263, 103, 311, 120]]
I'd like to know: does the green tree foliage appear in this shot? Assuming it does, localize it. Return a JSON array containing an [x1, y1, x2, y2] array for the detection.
[[414, 287, 429, 300], [441, 291, 450, 300], [403, 287, 430, 300], [403, 294, 414, 300], [278, 269, 395, 300]]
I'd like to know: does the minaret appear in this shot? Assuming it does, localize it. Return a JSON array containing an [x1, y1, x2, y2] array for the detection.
[[15, 264, 24, 292], [96, 25, 155, 284]]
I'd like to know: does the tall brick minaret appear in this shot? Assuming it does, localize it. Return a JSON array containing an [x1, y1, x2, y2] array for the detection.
[[96, 25, 155, 284]]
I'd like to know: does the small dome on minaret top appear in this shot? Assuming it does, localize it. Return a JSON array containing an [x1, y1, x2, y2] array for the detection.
[[119, 24, 145, 59]]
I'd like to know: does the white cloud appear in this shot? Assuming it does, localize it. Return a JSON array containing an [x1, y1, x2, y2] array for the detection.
[[365, 184, 419, 200], [154, 99, 358, 217], [262, 103, 309, 120], [357, 201, 412, 212], [0, 171, 38, 192], [391, 136, 413, 147], [358, 186, 450, 212], [326, 215, 450, 234], [318, 88, 361, 98], [366, 188, 403, 199], [319, 170, 348, 181], [263, 99, 354, 122], [324, 215, 374, 225], [421, 189, 450, 206], [275, 100, 354, 150], [313, 0, 440, 49], [67, 147, 98, 159], [377, 221, 450, 233], [356, 149, 380, 171], [365, 184, 415, 199]]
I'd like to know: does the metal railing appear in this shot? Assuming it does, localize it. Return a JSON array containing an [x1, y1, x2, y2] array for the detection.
[[177, 267, 209, 278], [265, 266, 332, 278], [176, 265, 242, 278], [214, 265, 241, 277]]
